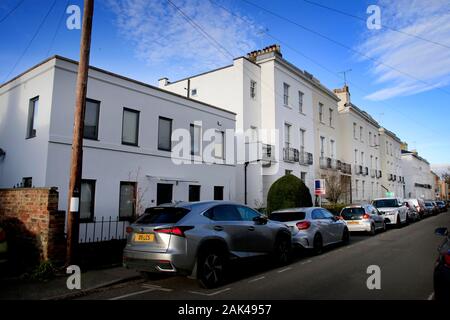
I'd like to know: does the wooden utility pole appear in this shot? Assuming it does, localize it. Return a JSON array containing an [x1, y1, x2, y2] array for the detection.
[[66, 0, 94, 266]]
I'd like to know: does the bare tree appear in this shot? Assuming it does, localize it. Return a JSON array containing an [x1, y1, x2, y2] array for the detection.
[[325, 172, 350, 204], [128, 167, 150, 216]]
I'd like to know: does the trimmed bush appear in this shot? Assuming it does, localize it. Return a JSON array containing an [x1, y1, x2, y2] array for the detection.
[[267, 174, 313, 214], [322, 203, 347, 216]]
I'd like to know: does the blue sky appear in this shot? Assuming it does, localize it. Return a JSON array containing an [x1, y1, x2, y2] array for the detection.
[[1, 0, 449, 170]]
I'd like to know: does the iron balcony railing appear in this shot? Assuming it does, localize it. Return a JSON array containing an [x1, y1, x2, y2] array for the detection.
[[354, 164, 363, 175], [283, 147, 299, 162], [262, 144, 275, 161], [377, 170, 382, 179], [370, 169, 376, 178], [341, 162, 352, 174], [299, 151, 313, 165]]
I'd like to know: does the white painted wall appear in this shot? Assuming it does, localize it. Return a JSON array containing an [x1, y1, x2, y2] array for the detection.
[[0, 57, 237, 240], [402, 153, 433, 199], [0, 59, 55, 188]]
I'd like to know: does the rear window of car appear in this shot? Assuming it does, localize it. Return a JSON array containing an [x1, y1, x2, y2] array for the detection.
[[269, 211, 306, 222], [135, 207, 190, 224], [425, 202, 433, 206], [340, 208, 365, 220], [373, 199, 398, 208]]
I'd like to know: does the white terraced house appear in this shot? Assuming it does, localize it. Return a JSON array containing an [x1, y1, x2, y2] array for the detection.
[[334, 85, 384, 203], [159, 45, 319, 207], [401, 148, 434, 199], [0, 56, 237, 241]]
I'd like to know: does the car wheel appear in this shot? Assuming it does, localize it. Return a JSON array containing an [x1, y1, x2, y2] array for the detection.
[[369, 223, 376, 236], [313, 233, 323, 255], [197, 249, 227, 289], [274, 235, 291, 266], [342, 228, 350, 244], [382, 221, 387, 232]]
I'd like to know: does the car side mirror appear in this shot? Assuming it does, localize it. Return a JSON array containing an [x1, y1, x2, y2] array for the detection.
[[253, 216, 268, 225], [435, 227, 448, 236]]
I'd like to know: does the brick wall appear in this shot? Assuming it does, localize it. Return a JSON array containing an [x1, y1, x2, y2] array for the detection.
[[0, 187, 66, 269]]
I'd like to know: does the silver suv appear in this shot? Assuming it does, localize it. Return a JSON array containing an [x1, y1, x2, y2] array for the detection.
[[123, 201, 291, 288]]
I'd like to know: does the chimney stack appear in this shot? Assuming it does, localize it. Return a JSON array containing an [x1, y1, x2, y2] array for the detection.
[[333, 85, 351, 112], [247, 44, 282, 62], [158, 77, 169, 87]]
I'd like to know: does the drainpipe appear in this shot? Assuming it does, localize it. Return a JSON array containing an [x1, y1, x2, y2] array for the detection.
[[186, 79, 190, 98]]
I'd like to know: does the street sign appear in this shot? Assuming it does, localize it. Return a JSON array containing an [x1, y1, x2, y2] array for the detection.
[[314, 179, 326, 195]]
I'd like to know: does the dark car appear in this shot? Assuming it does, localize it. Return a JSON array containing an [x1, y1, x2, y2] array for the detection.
[[434, 227, 450, 300], [436, 201, 447, 213]]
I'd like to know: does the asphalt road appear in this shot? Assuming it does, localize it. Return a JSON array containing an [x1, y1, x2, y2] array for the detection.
[[79, 210, 450, 300]]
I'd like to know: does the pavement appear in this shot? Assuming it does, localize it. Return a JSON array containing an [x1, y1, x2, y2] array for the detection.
[[0, 265, 140, 300], [75, 210, 450, 300]]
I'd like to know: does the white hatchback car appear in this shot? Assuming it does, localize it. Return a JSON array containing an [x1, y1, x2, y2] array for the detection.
[[340, 204, 386, 235]]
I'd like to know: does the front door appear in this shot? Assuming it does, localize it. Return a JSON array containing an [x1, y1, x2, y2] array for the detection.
[[157, 183, 173, 205]]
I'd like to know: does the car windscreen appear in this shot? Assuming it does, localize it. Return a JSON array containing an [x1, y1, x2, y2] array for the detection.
[[424, 202, 433, 206], [269, 211, 306, 222], [340, 208, 365, 220], [135, 207, 190, 224], [373, 199, 398, 208]]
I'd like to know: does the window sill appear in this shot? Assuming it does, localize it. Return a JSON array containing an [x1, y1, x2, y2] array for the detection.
[[25, 135, 36, 140], [158, 147, 172, 152], [84, 137, 100, 141], [122, 142, 139, 147], [283, 104, 292, 109]]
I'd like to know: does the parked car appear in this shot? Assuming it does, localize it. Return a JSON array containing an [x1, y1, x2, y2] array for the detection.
[[339, 204, 386, 235], [433, 227, 450, 301], [404, 198, 427, 218], [123, 201, 292, 288], [269, 207, 349, 255], [372, 198, 408, 227], [436, 201, 447, 213], [403, 200, 421, 222], [0, 226, 7, 266], [424, 201, 436, 216]]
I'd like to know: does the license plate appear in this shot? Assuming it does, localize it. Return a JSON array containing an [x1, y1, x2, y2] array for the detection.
[[347, 221, 360, 224], [134, 233, 155, 242]]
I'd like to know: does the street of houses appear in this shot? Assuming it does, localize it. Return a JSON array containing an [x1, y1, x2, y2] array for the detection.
[[1, 45, 446, 228]]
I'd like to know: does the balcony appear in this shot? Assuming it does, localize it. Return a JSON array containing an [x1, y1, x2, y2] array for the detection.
[[340, 162, 352, 175], [370, 169, 376, 178], [262, 144, 275, 161], [388, 174, 393, 181], [320, 157, 327, 169], [354, 164, 363, 175], [326, 157, 333, 169], [363, 167, 369, 176], [393, 175, 397, 181], [283, 147, 299, 162], [377, 170, 382, 179], [299, 151, 313, 166]]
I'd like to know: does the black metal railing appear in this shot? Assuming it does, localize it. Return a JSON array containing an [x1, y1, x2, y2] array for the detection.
[[283, 147, 299, 162], [79, 216, 131, 243]]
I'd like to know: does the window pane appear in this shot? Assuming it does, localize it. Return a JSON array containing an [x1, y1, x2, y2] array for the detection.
[[80, 181, 95, 220], [237, 206, 260, 221], [190, 124, 201, 155], [212, 205, 242, 221], [215, 131, 224, 159], [214, 186, 224, 200], [27, 97, 38, 138], [158, 117, 172, 150], [122, 109, 139, 145], [84, 100, 99, 139], [189, 185, 201, 202], [119, 183, 135, 219]]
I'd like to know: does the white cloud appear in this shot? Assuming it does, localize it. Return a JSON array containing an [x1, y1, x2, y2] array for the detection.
[[357, 0, 450, 101], [105, 0, 263, 76]]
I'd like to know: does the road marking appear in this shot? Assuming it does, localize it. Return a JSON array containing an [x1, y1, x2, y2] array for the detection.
[[188, 287, 231, 296], [277, 267, 292, 273], [301, 259, 312, 265], [109, 288, 157, 300], [141, 284, 173, 292], [427, 292, 434, 300], [248, 276, 265, 283]]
